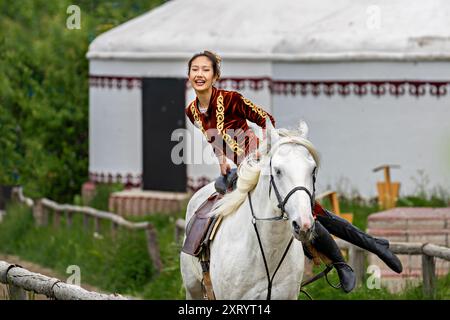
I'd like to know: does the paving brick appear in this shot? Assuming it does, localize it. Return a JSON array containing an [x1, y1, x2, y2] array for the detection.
[[364, 207, 450, 293], [368, 220, 407, 230], [408, 234, 447, 246], [407, 219, 446, 229]]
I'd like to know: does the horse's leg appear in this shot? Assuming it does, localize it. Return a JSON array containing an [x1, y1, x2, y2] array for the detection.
[[180, 253, 204, 300]]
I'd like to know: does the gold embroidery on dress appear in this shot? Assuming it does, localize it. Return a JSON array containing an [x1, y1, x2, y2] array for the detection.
[[216, 94, 244, 155], [242, 97, 268, 119], [190, 101, 207, 137], [191, 97, 244, 156]]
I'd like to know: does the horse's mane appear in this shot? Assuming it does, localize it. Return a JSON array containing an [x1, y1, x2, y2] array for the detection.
[[210, 128, 320, 218]]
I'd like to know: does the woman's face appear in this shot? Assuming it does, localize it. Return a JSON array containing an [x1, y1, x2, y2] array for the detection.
[[188, 56, 217, 93]]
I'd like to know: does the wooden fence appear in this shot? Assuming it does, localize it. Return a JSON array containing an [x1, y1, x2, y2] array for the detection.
[[334, 238, 450, 297], [0, 261, 127, 300], [10, 187, 163, 273], [175, 218, 450, 297]]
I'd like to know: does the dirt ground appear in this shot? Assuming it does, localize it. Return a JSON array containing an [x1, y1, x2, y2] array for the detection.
[[0, 254, 105, 300]]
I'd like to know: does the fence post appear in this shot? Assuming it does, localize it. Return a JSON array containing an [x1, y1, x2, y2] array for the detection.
[[10, 187, 19, 202], [8, 284, 28, 300], [422, 254, 436, 298], [111, 222, 118, 240], [67, 210, 73, 229], [83, 214, 89, 231], [53, 208, 61, 228], [349, 245, 365, 288], [33, 199, 46, 226], [94, 217, 101, 234], [145, 224, 163, 274]]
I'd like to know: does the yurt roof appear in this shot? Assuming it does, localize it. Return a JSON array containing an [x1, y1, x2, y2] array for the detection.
[[87, 0, 450, 61]]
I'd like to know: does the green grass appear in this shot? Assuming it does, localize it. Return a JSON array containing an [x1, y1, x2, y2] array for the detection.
[[126, 213, 186, 299], [299, 263, 450, 300], [397, 195, 448, 208]]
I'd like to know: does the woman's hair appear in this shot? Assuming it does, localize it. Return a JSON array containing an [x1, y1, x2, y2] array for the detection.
[[188, 50, 221, 79]]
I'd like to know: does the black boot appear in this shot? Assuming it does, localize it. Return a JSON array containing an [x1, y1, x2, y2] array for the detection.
[[226, 168, 238, 191], [316, 209, 403, 274], [214, 168, 238, 194], [311, 221, 356, 293], [214, 175, 227, 194]]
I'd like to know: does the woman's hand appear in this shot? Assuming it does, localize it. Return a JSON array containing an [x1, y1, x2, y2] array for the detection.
[[219, 156, 231, 176], [220, 162, 231, 176]]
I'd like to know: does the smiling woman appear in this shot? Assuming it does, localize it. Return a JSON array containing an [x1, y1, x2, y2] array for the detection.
[[186, 50, 276, 180]]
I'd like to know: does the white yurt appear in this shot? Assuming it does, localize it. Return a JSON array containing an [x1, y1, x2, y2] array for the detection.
[[86, 0, 450, 197]]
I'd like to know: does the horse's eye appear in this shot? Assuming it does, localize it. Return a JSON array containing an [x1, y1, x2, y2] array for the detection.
[[275, 168, 282, 175]]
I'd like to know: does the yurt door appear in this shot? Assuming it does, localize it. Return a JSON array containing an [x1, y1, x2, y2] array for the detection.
[[142, 78, 186, 192]]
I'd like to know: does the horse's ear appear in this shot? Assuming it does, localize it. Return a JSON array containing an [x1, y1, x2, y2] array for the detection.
[[263, 117, 279, 154], [298, 120, 309, 139]]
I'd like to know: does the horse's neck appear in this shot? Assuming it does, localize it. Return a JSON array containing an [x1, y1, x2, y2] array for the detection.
[[244, 177, 292, 249]]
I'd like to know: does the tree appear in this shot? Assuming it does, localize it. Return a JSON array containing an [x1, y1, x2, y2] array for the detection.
[[0, 0, 164, 202]]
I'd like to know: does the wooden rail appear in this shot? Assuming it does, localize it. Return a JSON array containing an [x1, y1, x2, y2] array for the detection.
[[10, 187, 163, 274], [333, 239, 449, 297], [13, 186, 34, 208], [0, 261, 127, 300]]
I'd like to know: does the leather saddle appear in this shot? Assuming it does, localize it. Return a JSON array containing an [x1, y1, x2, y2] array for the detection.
[[182, 192, 224, 257]]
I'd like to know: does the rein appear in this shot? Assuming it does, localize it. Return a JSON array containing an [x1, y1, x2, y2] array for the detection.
[[247, 192, 293, 300], [299, 262, 346, 300]]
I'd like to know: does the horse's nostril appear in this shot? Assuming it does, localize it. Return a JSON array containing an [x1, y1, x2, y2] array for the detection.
[[292, 221, 300, 232], [302, 221, 311, 230]]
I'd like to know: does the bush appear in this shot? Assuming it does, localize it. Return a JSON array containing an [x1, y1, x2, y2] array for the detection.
[[85, 183, 124, 211]]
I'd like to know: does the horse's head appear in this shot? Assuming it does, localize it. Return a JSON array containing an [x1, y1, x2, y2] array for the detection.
[[261, 119, 319, 242]]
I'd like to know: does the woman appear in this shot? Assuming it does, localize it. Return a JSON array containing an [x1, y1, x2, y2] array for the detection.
[[185, 50, 402, 293], [185, 51, 273, 183]]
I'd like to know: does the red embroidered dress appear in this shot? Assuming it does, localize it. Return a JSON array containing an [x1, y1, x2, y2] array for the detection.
[[185, 87, 275, 166]]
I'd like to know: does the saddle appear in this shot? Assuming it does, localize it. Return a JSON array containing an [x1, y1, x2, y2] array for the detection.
[[182, 192, 223, 257]]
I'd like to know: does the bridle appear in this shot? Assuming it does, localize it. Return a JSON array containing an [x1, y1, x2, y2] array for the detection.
[[247, 151, 317, 300], [269, 158, 317, 218], [250, 156, 317, 222]]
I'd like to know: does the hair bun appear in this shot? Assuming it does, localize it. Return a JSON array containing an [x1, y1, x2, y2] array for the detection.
[[214, 53, 222, 65], [206, 50, 221, 64]]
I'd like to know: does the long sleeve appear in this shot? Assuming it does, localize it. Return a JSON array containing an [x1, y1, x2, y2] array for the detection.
[[212, 143, 225, 159], [185, 102, 207, 136], [233, 94, 276, 128], [185, 105, 195, 126], [186, 102, 225, 163]]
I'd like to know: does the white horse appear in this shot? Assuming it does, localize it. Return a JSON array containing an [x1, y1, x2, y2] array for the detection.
[[180, 120, 320, 300]]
